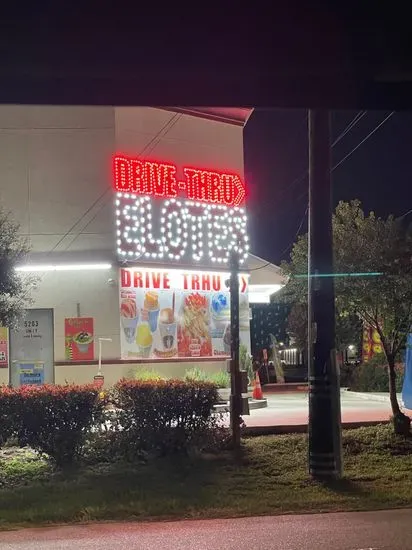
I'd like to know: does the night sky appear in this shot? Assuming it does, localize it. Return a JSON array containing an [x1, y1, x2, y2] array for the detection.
[[244, 110, 412, 265]]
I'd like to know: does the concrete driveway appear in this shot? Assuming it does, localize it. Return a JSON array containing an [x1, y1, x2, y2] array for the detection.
[[242, 391, 405, 429]]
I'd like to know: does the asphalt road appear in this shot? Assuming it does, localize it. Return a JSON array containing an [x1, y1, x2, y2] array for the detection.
[[1, 509, 412, 549]]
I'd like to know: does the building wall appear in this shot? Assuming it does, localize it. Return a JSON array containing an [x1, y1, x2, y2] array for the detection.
[[0, 105, 115, 254], [0, 370, 8, 385], [0, 106, 245, 383]]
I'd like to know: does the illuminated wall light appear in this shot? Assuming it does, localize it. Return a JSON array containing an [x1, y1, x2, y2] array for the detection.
[[115, 192, 248, 266], [16, 263, 112, 272], [113, 156, 246, 207]]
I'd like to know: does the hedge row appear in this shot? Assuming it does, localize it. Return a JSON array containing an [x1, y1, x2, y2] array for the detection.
[[113, 379, 219, 456], [0, 379, 220, 465], [0, 384, 104, 465], [340, 361, 404, 392]]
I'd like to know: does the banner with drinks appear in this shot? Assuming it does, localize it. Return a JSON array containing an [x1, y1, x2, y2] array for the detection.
[[119, 267, 251, 359], [362, 323, 383, 362], [64, 318, 95, 361]]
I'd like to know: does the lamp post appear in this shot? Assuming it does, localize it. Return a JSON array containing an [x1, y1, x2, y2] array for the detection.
[[95, 337, 112, 388], [229, 250, 242, 450]]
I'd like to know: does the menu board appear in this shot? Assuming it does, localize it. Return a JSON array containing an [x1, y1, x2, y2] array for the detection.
[[119, 268, 250, 360], [65, 318, 95, 361]]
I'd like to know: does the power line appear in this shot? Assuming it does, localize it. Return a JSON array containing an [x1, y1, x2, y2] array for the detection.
[[278, 111, 367, 201], [278, 205, 309, 258], [331, 112, 395, 172], [65, 113, 183, 252], [281, 112, 396, 262], [399, 208, 412, 219], [249, 261, 272, 272], [51, 112, 182, 255], [274, 113, 366, 258], [331, 110, 367, 147], [294, 111, 396, 205], [250, 203, 309, 270]]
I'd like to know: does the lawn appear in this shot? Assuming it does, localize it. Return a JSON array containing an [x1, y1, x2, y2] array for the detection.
[[1, 424, 412, 529]]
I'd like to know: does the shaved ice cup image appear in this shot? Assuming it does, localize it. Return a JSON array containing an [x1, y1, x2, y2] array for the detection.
[[121, 316, 139, 343], [139, 343, 152, 358], [159, 308, 177, 350], [73, 332, 94, 354], [144, 292, 160, 333], [211, 293, 230, 335], [136, 322, 153, 358], [120, 296, 138, 344], [148, 309, 160, 333]]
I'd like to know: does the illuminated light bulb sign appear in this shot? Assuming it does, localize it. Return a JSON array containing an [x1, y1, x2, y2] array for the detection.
[[113, 155, 249, 267]]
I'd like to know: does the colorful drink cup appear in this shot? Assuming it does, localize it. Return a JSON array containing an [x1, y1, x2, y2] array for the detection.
[[144, 291, 160, 333], [73, 331, 94, 354], [159, 308, 176, 350], [120, 295, 138, 343]]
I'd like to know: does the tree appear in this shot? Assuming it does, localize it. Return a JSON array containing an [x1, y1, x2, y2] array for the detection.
[[286, 303, 361, 359], [281, 200, 412, 435], [286, 303, 308, 353], [0, 208, 37, 328]]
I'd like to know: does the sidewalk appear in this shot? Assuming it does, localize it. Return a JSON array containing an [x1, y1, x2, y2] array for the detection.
[[239, 390, 410, 434], [349, 391, 403, 404]]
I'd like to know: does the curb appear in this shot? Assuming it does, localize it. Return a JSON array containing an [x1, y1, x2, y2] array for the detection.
[[348, 391, 404, 406], [243, 419, 389, 436]]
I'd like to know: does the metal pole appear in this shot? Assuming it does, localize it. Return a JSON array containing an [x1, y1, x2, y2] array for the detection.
[[229, 250, 241, 449], [98, 339, 102, 375], [97, 337, 112, 376], [308, 110, 342, 478]]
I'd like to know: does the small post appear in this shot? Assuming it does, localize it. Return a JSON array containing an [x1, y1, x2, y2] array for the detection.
[[229, 250, 242, 449], [97, 337, 112, 376]]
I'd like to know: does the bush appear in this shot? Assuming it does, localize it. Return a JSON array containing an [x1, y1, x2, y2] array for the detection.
[[209, 370, 230, 388], [0, 384, 104, 466], [339, 363, 356, 388], [184, 368, 230, 388], [0, 386, 20, 446], [350, 359, 404, 393], [133, 368, 166, 381], [113, 378, 219, 456], [184, 367, 210, 383], [240, 343, 253, 383]]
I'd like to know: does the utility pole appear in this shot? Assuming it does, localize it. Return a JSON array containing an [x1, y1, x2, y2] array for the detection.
[[229, 250, 242, 450], [308, 110, 342, 478]]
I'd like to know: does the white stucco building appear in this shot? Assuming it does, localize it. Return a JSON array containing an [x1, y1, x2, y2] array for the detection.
[[0, 106, 284, 387]]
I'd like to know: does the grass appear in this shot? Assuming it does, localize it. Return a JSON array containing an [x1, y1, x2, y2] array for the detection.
[[1, 424, 412, 529]]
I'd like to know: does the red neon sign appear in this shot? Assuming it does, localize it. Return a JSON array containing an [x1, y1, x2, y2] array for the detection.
[[113, 155, 246, 207]]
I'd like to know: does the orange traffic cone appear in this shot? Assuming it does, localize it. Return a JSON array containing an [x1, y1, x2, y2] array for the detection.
[[253, 371, 263, 400]]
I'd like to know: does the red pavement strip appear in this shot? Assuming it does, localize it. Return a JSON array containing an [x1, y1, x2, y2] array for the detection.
[[240, 399, 412, 435]]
